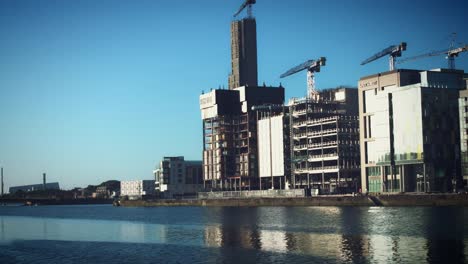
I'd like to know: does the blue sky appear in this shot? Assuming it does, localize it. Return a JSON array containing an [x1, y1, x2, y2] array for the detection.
[[1, 0, 467, 190]]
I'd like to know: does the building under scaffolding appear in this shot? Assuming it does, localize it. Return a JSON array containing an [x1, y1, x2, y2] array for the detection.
[[288, 87, 360, 194]]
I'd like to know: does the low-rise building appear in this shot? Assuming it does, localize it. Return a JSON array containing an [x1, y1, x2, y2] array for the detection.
[[120, 180, 155, 199], [9, 182, 60, 194], [95, 186, 110, 198], [154, 156, 203, 198]]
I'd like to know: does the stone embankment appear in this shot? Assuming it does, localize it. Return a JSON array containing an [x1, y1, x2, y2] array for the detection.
[[120, 194, 468, 207], [375, 193, 468, 206]]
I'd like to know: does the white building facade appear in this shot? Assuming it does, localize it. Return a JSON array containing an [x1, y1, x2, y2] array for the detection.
[[120, 180, 156, 198], [257, 113, 289, 189]]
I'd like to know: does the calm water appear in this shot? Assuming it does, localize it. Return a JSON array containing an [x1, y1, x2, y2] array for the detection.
[[0, 205, 467, 264]]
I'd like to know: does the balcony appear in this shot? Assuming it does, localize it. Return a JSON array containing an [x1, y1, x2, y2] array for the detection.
[[293, 145, 308, 151], [293, 166, 339, 174], [307, 128, 338, 138], [308, 141, 338, 149], [307, 116, 339, 126], [292, 121, 307, 128], [292, 109, 307, 116], [293, 133, 307, 139], [308, 153, 339, 162]]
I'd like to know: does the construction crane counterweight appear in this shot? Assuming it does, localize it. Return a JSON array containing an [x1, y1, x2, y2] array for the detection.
[[234, 0, 256, 18], [361, 42, 407, 71]]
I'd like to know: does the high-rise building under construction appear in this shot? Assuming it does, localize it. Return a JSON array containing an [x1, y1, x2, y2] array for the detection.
[[200, 6, 284, 190], [228, 18, 258, 89]]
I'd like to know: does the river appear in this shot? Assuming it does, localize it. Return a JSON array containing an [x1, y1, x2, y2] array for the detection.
[[0, 205, 466, 263]]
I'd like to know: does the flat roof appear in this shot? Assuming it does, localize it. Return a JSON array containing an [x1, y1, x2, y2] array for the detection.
[[359, 69, 420, 81]]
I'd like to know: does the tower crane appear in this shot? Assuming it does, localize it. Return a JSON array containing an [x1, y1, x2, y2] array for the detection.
[[397, 44, 468, 69], [280, 57, 326, 99], [361, 42, 407, 71], [233, 0, 256, 18]]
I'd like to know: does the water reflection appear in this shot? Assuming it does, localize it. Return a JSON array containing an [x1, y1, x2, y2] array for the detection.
[[339, 207, 369, 263], [425, 208, 466, 263], [0, 217, 4, 241], [202, 207, 467, 263], [0, 216, 170, 244], [0, 206, 466, 263], [204, 208, 262, 250]]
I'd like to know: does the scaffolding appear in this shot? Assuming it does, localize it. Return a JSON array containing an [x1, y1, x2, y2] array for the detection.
[[288, 89, 360, 194], [202, 113, 259, 191]]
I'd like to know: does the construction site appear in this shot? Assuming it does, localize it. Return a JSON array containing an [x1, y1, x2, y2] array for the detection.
[[288, 88, 360, 194], [199, 0, 468, 195]]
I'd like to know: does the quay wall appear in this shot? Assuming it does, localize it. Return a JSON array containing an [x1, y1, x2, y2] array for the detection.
[[376, 194, 468, 206], [120, 194, 468, 207], [121, 196, 374, 207]]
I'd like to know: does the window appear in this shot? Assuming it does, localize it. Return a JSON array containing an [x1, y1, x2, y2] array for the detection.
[[362, 91, 367, 113], [364, 116, 367, 139]]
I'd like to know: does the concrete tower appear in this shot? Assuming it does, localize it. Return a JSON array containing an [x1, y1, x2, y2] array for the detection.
[[228, 18, 258, 89]]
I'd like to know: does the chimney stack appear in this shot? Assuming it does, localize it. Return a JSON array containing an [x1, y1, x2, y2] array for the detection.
[[1, 167, 4, 196], [43, 173, 46, 190]]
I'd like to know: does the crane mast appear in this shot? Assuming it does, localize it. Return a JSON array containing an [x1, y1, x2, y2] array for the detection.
[[447, 45, 468, 69], [280, 57, 326, 100]]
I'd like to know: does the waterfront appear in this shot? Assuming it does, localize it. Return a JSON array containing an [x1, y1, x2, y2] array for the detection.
[[0, 205, 467, 263]]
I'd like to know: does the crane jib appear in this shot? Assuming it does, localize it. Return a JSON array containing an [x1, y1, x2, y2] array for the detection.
[[234, 0, 257, 17]]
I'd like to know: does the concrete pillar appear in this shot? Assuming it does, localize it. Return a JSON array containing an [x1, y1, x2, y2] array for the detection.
[[380, 166, 384, 193], [400, 165, 404, 192]]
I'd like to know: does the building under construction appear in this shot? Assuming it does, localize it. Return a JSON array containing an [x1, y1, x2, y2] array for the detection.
[[229, 18, 257, 90], [288, 87, 360, 194], [199, 1, 284, 190], [200, 85, 284, 190]]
